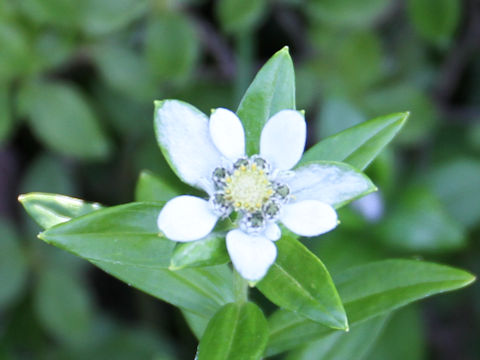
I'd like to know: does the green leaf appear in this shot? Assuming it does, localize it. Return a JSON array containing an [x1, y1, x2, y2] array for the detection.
[[378, 186, 466, 252], [311, 231, 384, 277], [170, 233, 229, 270], [92, 262, 233, 317], [145, 12, 199, 82], [427, 158, 480, 228], [18, 192, 103, 229], [19, 81, 110, 159], [301, 112, 409, 170], [34, 267, 93, 346], [20, 193, 234, 320], [346, 259, 476, 320], [257, 236, 348, 331], [0, 219, 28, 309], [368, 306, 426, 360], [266, 259, 475, 355], [216, 0, 267, 33], [32, 30, 75, 73], [38, 202, 175, 268], [197, 302, 269, 360], [307, 0, 392, 28], [237, 47, 295, 155], [92, 42, 157, 102], [80, 0, 149, 36], [287, 315, 388, 360], [182, 310, 210, 339], [135, 170, 180, 203], [407, 0, 460, 46], [0, 22, 32, 81], [17, 0, 81, 27]]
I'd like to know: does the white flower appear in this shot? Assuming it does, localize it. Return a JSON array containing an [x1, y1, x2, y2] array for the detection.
[[155, 100, 374, 282]]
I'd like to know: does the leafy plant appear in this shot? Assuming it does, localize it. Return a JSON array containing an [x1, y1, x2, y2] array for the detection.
[[18, 49, 475, 359]]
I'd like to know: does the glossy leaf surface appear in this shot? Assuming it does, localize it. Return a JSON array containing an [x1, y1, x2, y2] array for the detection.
[[93, 261, 233, 317], [301, 112, 409, 170], [266, 259, 475, 355], [197, 302, 268, 360], [236, 47, 295, 155], [258, 236, 348, 331], [19, 192, 103, 229], [18, 194, 233, 319], [39, 202, 175, 268], [170, 233, 229, 270], [287, 315, 388, 360]]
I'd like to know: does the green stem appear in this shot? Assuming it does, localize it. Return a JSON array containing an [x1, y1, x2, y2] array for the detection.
[[233, 269, 249, 304]]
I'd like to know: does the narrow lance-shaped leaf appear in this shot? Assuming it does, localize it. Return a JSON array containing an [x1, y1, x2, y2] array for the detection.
[[38, 202, 174, 268], [287, 315, 388, 360], [301, 112, 409, 170], [182, 310, 210, 339], [19, 193, 234, 319], [19, 81, 111, 159], [257, 236, 348, 331], [94, 261, 234, 317], [237, 46, 295, 155], [134, 171, 228, 270], [266, 259, 475, 356], [367, 306, 426, 360], [197, 302, 269, 360], [19, 192, 103, 229], [170, 233, 229, 270]]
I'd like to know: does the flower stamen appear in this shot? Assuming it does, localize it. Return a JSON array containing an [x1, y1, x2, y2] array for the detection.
[[211, 156, 290, 233]]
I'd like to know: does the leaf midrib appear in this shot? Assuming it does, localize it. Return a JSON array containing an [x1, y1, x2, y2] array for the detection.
[[273, 262, 340, 325], [302, 115, 403, 167], [269, 277, 472, 339]]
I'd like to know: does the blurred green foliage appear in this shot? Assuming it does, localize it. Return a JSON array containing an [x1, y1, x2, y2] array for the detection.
[[0, 0, 479, 359]]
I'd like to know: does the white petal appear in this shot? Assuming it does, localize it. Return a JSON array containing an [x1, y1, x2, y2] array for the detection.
[[226, 230, 277, 282], [281, 200, 337, 237], [260, 110, 306, 170], [157, 195, 218, 242], [209, 108, 245, 160], [154, 100, 222, 192], [286, 162, 375, 207], [264, 222, 281, 241]]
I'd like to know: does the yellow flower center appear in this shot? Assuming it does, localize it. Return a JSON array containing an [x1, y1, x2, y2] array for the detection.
[[223, 163, 274, 212]]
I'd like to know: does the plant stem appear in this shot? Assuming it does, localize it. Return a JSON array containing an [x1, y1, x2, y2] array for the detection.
[[233, 269, 249, 304]]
